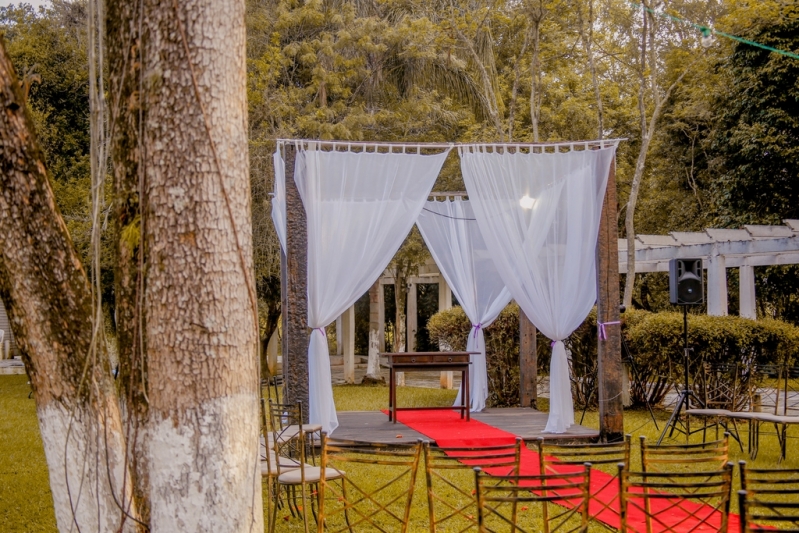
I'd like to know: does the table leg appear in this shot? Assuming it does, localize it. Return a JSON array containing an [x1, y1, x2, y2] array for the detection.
[[464, 368, 470, 422], [389, 368, 394, 422]]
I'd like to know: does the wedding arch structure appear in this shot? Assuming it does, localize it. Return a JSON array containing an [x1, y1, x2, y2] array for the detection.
[[273, 138, 625, 441]]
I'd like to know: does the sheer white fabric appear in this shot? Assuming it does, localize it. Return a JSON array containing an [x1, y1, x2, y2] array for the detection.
[[459, 144, 616, 433], [271, 150, 287, 252], [416, 200, 511, 412], [294, 144, 450, 433]]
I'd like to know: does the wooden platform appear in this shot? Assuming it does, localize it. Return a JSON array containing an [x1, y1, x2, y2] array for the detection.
[[333, 408, 599, 445]]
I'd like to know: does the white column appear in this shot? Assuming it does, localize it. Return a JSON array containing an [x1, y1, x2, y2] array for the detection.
[[707, 254, 728, 316], [266, 329, 279, 375], [438, 276, 454, 389], [335, 316, 343, 356], [406, 282, 418, 352], [377, 282, 385, 355], [739, 265, 757, 320], [342, 305, 355, 384]]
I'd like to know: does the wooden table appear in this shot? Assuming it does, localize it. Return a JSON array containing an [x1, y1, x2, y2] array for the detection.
[[384, 352, 475, 423]]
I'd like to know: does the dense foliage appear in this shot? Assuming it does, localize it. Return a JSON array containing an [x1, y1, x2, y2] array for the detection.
[[1, 0, 797, 335]]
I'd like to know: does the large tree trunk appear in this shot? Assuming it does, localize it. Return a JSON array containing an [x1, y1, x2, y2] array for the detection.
[[0, 39, 139, 533], [139, 0, 263, 531], [107, 1, 151, 525]]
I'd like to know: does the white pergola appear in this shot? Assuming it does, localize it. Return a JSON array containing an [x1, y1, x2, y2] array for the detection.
[[270, 219, 799, 386], [620, 219, 799, 318]]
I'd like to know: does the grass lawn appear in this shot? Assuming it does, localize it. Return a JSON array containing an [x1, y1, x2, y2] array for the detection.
[[2, 374, 798, 531]]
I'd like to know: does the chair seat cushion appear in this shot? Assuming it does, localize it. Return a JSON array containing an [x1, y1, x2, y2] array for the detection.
[[275, 424, 323, 443], [727, 411, 778, 421], [277, 466, 345, 485], [686, 409, 732, 416], [261, 459, 305, 477]]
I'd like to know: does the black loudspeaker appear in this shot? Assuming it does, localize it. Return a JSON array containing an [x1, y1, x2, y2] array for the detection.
[[669, 258, 704, 305]]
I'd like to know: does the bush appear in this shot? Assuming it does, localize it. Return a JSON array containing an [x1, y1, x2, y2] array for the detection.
[[429, 305, 799, 410], [428, 304, 553, 408], [624, 311, 799, 407]]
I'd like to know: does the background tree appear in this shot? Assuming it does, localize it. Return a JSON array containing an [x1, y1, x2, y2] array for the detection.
[[0, 37, 139, 533]]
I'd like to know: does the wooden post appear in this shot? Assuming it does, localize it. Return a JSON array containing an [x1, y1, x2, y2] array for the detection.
[[596, 157, 624, 442], [520, 313, 538, 409], [406, 281, 418, 352], [342, 305, 355, 384], [281, 143, 309, 415], [439, 276, 454, 389]]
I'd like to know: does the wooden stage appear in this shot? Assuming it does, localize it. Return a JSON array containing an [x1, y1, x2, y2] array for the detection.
[[332, 408, 599, 445]]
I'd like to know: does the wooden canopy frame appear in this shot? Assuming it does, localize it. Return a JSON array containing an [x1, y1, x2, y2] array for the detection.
[[278, 140, 624, 442]]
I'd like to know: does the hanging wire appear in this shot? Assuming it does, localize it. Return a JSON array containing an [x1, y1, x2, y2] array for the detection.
[[629, 1, 799, 61], [421, 207, 477, 221]]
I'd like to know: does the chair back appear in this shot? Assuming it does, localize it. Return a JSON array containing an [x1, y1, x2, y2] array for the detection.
[[474, 463, 591, 533], [698, 363, 751, 412], [259, 398, 272, 464], [423, 438, 522, 532], [618, 462, 733, 533], [639, 434, 728, 473], [738, 461, 799, 533], [317, 433, 423, 533], [268, 399, 307, 475], [537, 435, 630, 530]]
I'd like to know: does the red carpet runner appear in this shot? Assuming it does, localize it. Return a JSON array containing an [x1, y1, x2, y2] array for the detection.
[[390, 409, 740, 532]]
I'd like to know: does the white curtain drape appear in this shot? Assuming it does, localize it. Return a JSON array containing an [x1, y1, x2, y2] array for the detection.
[[459, 143, 617, 433], [271, 150, 287, 252], [294, 143, 450, 433], [416, 200, 512, 412]]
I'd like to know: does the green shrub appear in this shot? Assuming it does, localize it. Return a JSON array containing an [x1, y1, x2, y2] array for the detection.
[[428, 304, 556, 408], [429, 304, 799, 410], [624, 311, 799, 406]]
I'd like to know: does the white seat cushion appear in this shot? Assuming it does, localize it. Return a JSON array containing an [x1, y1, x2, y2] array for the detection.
[[261, 459, 305, 477], [728, 411, 779, 422], [277, 466, 345, 485], [686, 409, 732, 416]]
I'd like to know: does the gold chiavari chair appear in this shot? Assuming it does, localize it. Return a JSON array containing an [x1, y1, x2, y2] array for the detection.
[[537, 435, 631, 530], [618, 462, 734, 533], [317, 433, 423, 533], [639, 434, 728, 474], [269, 401, 341, 533], [268, 398, 322, 464], [423, 438, 522, 533], [473, 463, 592, 533], [738, 460, 799, 533]]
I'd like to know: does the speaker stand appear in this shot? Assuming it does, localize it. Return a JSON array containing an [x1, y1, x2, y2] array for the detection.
[[657, 306, 704, 445]]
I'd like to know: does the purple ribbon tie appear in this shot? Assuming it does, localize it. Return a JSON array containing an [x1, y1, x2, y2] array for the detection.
[[314, 327, 326, 336], [472, 323, 482, 338], [598, 321, 621, 341], [551, 340, 557, 348]]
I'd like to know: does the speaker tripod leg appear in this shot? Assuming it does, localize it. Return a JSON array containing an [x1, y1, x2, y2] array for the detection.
[[657, 391, 689, 445]]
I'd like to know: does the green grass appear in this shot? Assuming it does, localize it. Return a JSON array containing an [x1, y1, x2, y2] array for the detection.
[[0, 375, 57, 532], [3, 374, 798, 532]]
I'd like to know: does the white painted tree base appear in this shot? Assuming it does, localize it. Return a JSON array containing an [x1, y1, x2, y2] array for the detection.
[[38, 402, 138, 533], [148, 394, 263, 533]]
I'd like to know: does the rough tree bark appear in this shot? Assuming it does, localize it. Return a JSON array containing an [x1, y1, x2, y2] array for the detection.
[[139, 0, 263, 530], [107, 1, 150, 524], [281, 143, 310, 410], [0, 39, 139, 533]]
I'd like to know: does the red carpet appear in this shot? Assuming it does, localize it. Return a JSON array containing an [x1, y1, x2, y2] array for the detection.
[[389, 409, 741, 532]]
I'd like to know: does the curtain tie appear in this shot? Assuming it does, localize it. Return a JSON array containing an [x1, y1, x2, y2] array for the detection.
[[597, 321, 621, 341], [314, 327, 326, 336], [550, 340, 557, 348], [472, 323, 482, 338]]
